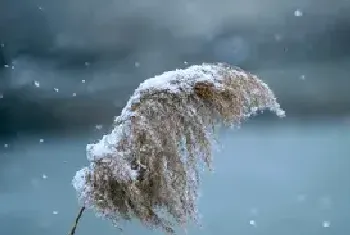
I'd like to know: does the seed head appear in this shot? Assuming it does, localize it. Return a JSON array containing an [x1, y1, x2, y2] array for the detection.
[[72, 63, 284, 234]]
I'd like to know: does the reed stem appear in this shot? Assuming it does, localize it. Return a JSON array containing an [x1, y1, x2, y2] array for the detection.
[[68, 206, 86, 235]]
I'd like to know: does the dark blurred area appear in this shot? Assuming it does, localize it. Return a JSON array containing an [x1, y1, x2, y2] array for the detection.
[[0, 0, 350, 134]]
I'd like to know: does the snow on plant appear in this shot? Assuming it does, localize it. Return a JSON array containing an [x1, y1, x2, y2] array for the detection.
[[69, 63, 285, 235]]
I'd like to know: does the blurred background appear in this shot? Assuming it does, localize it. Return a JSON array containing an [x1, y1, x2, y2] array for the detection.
[[0, 0, 350, 234]]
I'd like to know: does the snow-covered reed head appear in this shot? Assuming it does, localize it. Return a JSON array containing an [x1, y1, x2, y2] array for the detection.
[[72, 63, 284, 234]]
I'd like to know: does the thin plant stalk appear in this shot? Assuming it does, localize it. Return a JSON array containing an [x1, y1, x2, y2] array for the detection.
[[68, 206, 86, 235]]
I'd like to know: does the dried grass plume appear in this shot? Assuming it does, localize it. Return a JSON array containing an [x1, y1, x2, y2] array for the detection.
[[70, 63, 285, 235]]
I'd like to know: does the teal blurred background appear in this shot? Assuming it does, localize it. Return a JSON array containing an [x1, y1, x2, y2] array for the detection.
[[1, 119, 349, 235]]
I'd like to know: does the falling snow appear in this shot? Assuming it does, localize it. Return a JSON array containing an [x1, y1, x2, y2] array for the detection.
[[34, 81, 40, 88], [294, 9, 303, 17], [249, 220, 257, 227], [323, 221, 331, 228]]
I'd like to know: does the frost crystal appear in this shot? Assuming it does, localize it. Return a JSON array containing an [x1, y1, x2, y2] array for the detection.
[[72, 63, 284, 234]]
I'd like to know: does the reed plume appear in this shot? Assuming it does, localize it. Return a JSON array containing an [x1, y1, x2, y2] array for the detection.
[[70, 63, 285, 234]]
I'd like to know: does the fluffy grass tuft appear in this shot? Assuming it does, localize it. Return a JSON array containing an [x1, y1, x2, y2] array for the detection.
[[70, 63, 285, 234]]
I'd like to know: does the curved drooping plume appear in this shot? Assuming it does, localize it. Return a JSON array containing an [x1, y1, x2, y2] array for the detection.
[[71, 63, 285, 234]]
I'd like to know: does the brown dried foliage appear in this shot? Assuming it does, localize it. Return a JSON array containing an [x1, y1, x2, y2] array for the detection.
[[77, 63, 283, 234]]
